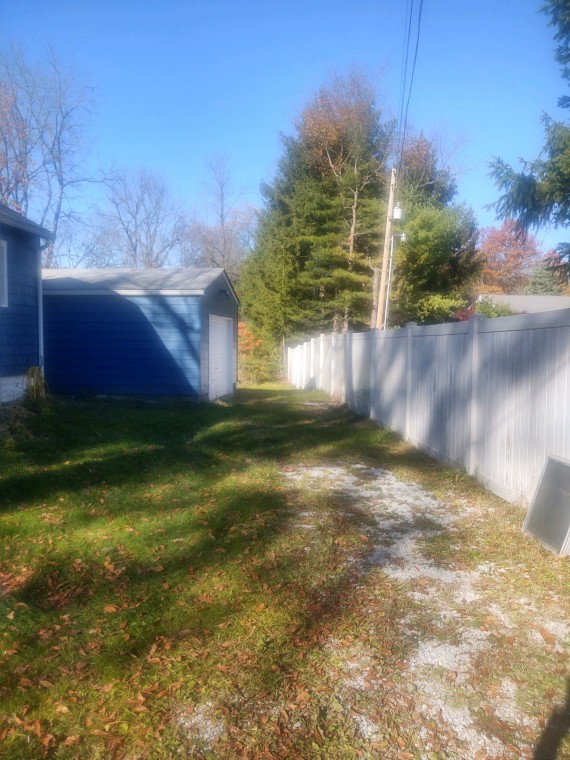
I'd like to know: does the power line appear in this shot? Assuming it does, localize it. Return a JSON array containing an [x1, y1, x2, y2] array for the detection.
[[397, 0, 414, 152], [397, 0, 425, 173]]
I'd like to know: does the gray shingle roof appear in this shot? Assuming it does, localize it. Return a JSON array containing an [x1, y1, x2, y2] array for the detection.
[[481, 294, 570, 314], [0, 202, 54, 240], [42, 268, 234, 296]]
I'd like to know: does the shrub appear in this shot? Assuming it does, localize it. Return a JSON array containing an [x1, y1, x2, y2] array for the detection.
[[238, 323, 280, 384], [475, 298, 517, 318]]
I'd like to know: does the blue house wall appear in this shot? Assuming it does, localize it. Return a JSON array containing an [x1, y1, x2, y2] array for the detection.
[[43, 294, 202, 396], [0, 225, 40, 377]]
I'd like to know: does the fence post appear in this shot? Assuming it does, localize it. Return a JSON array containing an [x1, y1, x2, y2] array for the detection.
[[345, 331, 352, 407], [293, 345, 297, 388], [405, 322, 417, 441], [331, 332, 345, 402], [327, 333, 333, 394], [368, 329, 377, 422], [319, 334, 325, 390], [467, 315, 485, 475], [310, 337, 315, 388], [330, 333, 337, 399], [340, 333, 347, 403]]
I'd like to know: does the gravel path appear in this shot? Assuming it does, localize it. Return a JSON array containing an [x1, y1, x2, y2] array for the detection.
[[283, 464, 570, 760]]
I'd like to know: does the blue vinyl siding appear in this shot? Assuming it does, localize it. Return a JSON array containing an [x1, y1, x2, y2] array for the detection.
[[0, 226, 40, 376], [43, 294, 201, 396]]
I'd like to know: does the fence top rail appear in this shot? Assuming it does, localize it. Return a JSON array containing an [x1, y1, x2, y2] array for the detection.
[[478, 308, 570, 333], [290, 308, 570, 348], [373, 329, 408, 340], [411, 322, 469, 337]]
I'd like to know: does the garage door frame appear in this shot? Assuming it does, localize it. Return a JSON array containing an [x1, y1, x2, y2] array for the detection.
[[208, 315, 234, 400]]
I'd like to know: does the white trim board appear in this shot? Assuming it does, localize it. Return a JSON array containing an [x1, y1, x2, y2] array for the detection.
[[43, 289, 206, 297]]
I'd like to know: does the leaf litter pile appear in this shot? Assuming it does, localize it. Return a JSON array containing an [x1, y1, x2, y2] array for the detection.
[[0, 388, 569, 759]]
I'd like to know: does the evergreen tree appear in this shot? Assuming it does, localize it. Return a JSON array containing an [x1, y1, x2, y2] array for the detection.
[[525, 261, 566, 294], [240, 71, 480, 342], [391, 204, 480, 324], [240, 72, 393, 340], [387, 135, 479, 325], [490, 0, 570, 273]]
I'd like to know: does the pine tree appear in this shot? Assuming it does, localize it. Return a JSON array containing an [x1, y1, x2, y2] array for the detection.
[[490, 0, 570, 273], [240, 72, 393, 340], [388, 136, 480, 325], [391, 204, 480, 325], [525, 262, 565, 294]]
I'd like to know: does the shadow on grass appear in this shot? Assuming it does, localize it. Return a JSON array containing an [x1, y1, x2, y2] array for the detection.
[[0, 388, 403, 514], [3, 468, 416, 730], [3, 477, 293, 688], [0, 387, 474, 757]]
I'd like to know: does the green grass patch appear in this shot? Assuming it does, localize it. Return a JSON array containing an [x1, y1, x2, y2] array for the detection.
[[0, 387, 568, 758]]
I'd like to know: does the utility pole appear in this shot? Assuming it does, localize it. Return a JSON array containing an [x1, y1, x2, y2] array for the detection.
[[372, 167, 397, 330]]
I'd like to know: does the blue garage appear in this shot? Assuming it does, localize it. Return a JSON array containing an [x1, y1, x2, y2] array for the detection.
[[42, 268, 238, 399]]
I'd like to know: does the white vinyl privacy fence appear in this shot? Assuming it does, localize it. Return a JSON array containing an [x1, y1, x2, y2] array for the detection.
[[287, 311, 570, 505]]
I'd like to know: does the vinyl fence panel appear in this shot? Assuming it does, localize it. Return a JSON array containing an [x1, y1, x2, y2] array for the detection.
[[370, 328, 407, 436], [474, 312, 570, 503], [287, 309, 570, 507], [408, 321, 471, 468], [345, 332, 372, 416]]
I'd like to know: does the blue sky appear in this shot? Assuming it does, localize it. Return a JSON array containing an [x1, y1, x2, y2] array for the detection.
[[3, 0, 565, 250]]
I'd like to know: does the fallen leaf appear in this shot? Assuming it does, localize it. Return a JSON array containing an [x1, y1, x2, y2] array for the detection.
[[539, 627, 556, 646], [41, 734, 56, 749]]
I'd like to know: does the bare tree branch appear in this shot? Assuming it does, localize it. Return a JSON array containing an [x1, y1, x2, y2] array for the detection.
[[0, 43, 100, 266], [105, 168, 186, 268]]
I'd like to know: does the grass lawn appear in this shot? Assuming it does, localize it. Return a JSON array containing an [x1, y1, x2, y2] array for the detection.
[[0, 386, 569, 759]]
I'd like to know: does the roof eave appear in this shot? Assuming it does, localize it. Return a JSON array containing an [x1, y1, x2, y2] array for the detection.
[[0, 211, 54, 241]]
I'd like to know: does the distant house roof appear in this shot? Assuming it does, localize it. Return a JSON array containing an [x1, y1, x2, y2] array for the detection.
[[0, 202, 54, 240], [42, 267, 238, 301], [479, 294, 570, 314]]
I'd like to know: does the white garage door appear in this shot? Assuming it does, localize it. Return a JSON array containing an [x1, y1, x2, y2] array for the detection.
[[208, 316, 233, 400]]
